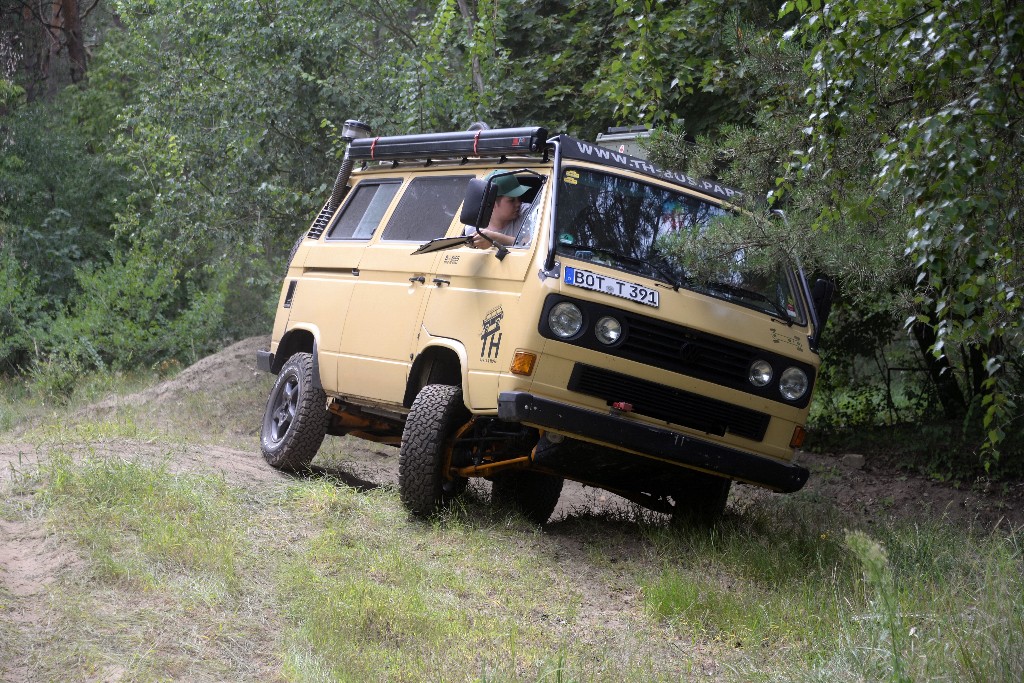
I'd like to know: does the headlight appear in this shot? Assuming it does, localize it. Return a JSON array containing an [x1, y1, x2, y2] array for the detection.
[[548, 302, 583, 338], [779, 367, 809, 401], [748, 360, 773, 387], [594, 316, 622, 345]]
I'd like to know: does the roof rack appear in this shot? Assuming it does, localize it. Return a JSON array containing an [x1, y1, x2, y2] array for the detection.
[[348, 127, 548, 162]]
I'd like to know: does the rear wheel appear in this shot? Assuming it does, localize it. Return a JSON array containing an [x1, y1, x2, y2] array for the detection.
[[492, 470, 564, 525], [260, 352, 328, 471], [399, 384, 470, 517], [671, 472, 731, 526]]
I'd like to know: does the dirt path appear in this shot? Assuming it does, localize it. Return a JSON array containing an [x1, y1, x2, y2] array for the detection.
[[2, 336, 1021, 681]]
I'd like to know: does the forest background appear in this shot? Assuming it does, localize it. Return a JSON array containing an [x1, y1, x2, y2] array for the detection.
[[1, 0, 1021, 478]]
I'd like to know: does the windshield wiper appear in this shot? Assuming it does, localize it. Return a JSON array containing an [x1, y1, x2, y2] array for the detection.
[[702, 280, 794, 325], [568, 244, 686, 290]]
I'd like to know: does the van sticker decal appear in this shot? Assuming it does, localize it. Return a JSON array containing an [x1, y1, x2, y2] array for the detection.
[[480, 306, 504, 363], [770, 327, 805, 353], [562, 137, 745, 202]]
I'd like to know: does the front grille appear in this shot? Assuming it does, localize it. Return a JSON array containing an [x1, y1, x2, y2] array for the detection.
[[620, 314, 754, 386], [568, 363, 770, 441], [306, 202, 334, 240]]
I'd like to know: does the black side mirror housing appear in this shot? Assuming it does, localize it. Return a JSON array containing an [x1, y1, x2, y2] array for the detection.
[[811, 277, 836, 333], [460, 177, 499, 228]]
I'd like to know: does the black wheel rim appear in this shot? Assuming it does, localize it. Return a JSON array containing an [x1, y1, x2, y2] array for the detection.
[[267, 374, 299, 444]]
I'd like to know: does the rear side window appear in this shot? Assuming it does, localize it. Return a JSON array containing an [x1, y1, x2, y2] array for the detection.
[[328, 181, 401, 240], [381, 175, 472, 241]]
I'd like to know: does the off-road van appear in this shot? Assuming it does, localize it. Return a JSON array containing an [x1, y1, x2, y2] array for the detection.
[[256, 121, 833, 524]]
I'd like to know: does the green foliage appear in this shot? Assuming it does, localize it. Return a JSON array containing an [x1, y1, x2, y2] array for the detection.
[[0, 245, 49, 374], [0, 78, 25, 110], [2, 0, 1021, 472], [61, 245, 229, 370], [781, 0, 1024, 462], [582, 0, 788, 133]]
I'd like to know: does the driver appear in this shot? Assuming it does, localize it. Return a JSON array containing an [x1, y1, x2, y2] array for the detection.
[[466, 171, 533, 248]]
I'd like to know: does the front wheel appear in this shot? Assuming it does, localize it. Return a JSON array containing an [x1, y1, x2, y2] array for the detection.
[[671, 471, 731, 527], [399, 384, 470, 517], [260, 352, 328, 471], [492, 470, 564, 525]]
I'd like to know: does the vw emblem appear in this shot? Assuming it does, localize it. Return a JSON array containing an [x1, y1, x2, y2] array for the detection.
[[678, 341, 700, 364]]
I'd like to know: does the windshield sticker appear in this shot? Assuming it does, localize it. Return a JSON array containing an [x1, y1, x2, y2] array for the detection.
[[562, 137, 744, 202], [480, 306, 504, 362]]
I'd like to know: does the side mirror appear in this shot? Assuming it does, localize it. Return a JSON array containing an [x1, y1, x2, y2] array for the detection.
[[460, 177, 498, 228], [811, 277, 836, 332]]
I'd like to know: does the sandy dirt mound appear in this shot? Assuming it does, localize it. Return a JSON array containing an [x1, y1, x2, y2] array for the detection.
[[84, 336, 272, 414]]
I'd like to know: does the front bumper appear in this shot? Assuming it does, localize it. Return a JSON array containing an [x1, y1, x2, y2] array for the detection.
[[497, 391, 808, 493]]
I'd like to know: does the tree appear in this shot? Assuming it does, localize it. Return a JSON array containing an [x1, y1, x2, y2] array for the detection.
[[638, 0, 1021, 467], [0, 0, 100, 97], [781, 0, 1023, 461]]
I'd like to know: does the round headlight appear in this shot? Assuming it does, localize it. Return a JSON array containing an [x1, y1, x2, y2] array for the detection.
[[548, 302, 583, 339], [594, 316, 622, 345], [779, 367, 809, 401], [748, 360, 773, 387]]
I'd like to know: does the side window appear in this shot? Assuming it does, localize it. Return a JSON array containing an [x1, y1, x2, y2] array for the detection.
[[327, 181, 401, 240], [381, 175, 472, 241]]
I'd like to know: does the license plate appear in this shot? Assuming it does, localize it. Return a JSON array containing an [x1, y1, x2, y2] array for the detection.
[[563, 267, 660, 307]]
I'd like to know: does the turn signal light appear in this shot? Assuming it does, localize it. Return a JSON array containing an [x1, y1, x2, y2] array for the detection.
[[790, 425, 807, 449], [510, 350, 537, 376]]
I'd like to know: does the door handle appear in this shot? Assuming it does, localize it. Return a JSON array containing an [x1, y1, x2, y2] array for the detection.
[[409, 275, 426, 284], [432, 277, 450, 287]]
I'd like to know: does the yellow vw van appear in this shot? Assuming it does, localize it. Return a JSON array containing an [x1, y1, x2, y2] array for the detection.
[[256, 122, 833, 524]]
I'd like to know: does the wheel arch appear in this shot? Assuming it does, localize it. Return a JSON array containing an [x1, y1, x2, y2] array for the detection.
[[273, 327, 323, 389], [404, 342, 466, 408]]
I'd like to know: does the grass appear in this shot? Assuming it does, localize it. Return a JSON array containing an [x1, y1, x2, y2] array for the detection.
[[12, 453, 1023, 682], [1, 367, 1022, 682]]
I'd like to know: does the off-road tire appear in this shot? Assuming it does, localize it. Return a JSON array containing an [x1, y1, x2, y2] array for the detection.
[[492, 470, 564, 525], [399, 384, 470, 517], [671, 472, 731, 527], [260, 352, 328, 472]]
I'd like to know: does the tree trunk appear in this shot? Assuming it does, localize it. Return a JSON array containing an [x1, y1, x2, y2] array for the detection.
[[61, 0, 87, 83], [910, 320, 967, 420], [455, 0, 485, 97]]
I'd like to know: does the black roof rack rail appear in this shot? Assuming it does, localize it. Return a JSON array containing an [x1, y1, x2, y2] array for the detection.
[[349, 127, 548, 162]]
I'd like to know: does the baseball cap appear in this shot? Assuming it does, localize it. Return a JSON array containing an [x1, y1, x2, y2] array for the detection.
[[486, 170, 529, 198]]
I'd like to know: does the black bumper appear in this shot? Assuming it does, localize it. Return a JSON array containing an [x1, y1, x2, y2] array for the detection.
[[497, 391, 808, 493]]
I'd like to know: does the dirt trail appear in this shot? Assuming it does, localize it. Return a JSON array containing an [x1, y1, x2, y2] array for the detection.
[[2, 337, 1022, 681]]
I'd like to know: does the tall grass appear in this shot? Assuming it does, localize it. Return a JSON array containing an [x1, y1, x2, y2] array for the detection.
[[43, 452, 243, 590], [641, 494, 1023, 682]]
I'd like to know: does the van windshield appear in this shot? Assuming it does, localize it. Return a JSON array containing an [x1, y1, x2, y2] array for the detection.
[[554, 166, 804, 323]]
